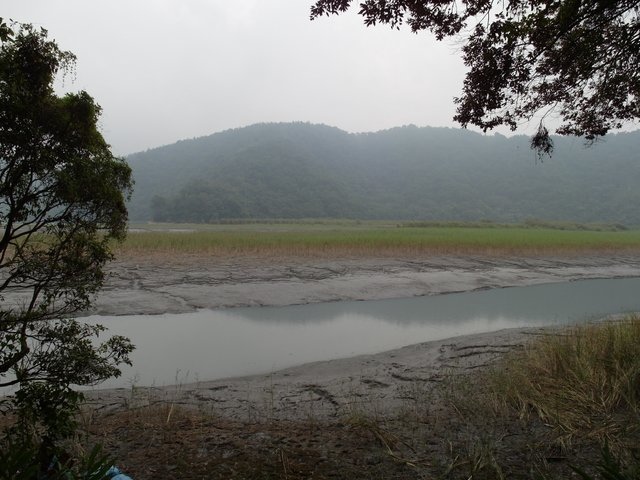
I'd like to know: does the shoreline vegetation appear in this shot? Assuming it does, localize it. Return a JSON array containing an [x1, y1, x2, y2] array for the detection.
[[117, 220, 640, 258]]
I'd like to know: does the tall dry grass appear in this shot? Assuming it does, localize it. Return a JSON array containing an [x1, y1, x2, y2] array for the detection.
[[494, 316, 640, 451]]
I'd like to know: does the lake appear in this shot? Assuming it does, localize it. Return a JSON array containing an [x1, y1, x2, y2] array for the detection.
[[87, 277, 640, 389]]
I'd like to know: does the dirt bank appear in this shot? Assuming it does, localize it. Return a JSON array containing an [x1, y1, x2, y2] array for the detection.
[[94, 253, 640, 315]]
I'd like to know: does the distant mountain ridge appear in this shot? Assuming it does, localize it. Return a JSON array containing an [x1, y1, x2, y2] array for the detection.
[[126, 123, 640, 225]]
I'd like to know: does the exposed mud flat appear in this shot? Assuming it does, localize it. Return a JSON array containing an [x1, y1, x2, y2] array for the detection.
[[86, 326, 548, 422], [95, 253, 640, 315], [86, 253, 640, 421]]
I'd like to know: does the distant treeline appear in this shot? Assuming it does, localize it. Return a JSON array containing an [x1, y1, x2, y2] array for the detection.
[[126, 123, 640, 225]]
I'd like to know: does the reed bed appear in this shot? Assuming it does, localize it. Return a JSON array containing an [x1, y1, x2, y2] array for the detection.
[[116, 224, 640, 257]]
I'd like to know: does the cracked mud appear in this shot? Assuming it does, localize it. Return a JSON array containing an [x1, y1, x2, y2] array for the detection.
[[94, 253, 640, 315]]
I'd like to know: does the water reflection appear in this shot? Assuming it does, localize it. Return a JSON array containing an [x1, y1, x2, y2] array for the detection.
[[230, 277, 640, 325], [90, 277, 640, 389]]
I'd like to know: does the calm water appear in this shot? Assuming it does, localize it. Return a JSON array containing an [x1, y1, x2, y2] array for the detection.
[[86, 277, 640, 389]]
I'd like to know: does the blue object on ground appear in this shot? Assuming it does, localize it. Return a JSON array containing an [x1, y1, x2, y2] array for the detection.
[[107, 466, 133, 479]]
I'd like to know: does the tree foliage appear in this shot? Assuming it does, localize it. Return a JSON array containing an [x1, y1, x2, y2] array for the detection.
[[128, 123, 640, 225], [310, 0, 640, 154], [0, 19, 134, 445]]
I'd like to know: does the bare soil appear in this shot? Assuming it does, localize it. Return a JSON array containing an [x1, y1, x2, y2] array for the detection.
[[95, 252, 640, 315]]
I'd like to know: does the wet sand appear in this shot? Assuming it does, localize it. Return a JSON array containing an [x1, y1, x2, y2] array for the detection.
[[85, 253, 640, 420]]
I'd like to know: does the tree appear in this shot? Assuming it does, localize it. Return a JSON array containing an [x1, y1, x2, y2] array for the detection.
[[0, 19, 133, 447], [310, 0, 640, 155]]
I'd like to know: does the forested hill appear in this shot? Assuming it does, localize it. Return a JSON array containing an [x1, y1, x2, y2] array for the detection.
[[126, 123, 640, 225]]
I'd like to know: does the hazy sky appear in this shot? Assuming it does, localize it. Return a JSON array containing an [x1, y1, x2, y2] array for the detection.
[[6, 1, 489, 155]]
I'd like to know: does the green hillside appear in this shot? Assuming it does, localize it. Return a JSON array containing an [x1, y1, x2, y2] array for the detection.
[[126, 123, 640, 225]]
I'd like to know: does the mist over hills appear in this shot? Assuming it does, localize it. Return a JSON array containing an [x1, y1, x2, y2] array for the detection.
[[126, 123, 640, 225]]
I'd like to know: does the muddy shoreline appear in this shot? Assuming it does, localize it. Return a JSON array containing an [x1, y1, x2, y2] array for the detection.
[[95, 253, 640, 316], [85, 253, 640, 422], [86, 326, 552, 422]]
